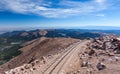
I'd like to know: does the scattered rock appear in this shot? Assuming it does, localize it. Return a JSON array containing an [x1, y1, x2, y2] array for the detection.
[[107, 53, 114, 56], [81, 61, 89, 67], [24, 65, 30, 69], [35, 60, 39, 64], [96, 62, 106, 70], [88, 49, 95, 56], [31, 62, 35, 67], [115, 56, 119, 61], [20, 68, 24, 71], [41, 56, 47, 64], [91, 35, 120, 53], [33, 67, 36, 70]]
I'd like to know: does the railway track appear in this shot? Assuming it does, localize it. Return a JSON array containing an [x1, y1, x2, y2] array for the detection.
[[43, 42, 80, 74], [43, 40, 88, 74]]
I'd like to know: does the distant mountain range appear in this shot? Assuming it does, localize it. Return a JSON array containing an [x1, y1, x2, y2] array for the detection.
[[0, 29, 102, 40], [0, 26, 120, 34], [80, 26, 120, 30], [1, 28, 120, 40]]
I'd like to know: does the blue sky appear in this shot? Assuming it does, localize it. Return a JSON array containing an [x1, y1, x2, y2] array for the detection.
[[0, 0, 120, 30]]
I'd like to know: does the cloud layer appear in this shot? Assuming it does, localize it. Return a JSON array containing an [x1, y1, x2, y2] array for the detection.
[[0, 0, 117, 18]]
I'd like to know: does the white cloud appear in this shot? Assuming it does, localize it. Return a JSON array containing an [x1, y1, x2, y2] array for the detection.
[[0, 0, 116, 18], [96, 14, 105, 17], [95, 0, 105, 4]]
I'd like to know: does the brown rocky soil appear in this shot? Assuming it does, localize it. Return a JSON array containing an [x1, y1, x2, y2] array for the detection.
[[1, 35, 120, 74], [0, 37, 79, 73], [71, 35, 120, 74], [3, 40, 89, 74]]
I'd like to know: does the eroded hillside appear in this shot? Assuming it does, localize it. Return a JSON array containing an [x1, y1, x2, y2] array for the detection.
[[0, 37, 79, 73]]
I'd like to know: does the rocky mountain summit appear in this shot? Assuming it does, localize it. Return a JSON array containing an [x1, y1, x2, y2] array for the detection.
[[91, 34, 120, 54], [72, 35, 120, 74]]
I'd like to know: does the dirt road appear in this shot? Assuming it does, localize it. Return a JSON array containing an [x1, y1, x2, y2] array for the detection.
[[42, 40, 89, 74]]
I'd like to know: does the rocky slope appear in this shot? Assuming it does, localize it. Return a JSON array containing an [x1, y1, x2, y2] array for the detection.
[[71, 35, 120, 74], [0, 37, 79, 73]]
